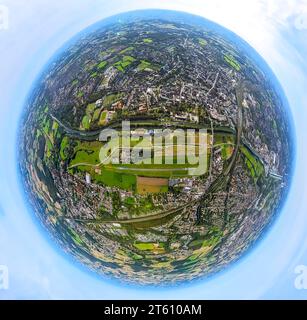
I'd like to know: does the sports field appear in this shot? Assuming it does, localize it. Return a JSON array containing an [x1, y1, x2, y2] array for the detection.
[[65, 129, 235, 193]]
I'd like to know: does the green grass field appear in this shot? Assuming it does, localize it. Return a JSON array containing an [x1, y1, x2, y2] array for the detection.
[[114, 55, 136, 72], [143, 38, 153, 43], [97, 60, 108, 70], [240, 146, 265, 182], [66, 131, 236, 191], [198, 38, 207, 46], [224, 54, 241, 71]]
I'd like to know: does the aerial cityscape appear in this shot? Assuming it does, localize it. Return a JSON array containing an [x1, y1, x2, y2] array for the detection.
[[19, 15, 292, 285]]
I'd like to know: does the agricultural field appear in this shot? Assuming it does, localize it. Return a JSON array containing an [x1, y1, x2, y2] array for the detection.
[[20, 16, 291, 285], [66, 128, 213, 192]]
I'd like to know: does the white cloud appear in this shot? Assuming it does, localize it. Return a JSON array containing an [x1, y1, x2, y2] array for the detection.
[[1, 0, 307, 299], [265, 0, 307, 30], [294, 11, 307, 29]]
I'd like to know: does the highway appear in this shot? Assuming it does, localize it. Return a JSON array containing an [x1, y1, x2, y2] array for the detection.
[[60, 83, 270, 226]]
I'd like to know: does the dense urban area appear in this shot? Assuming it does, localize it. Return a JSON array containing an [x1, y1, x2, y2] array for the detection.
[[20, 18, 292, 284]]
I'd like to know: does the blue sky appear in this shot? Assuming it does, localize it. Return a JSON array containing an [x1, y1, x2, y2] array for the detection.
[[0, 0, 307, 299]]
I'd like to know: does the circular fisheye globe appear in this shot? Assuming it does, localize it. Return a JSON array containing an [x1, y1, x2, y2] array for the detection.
[[19, 10, 293, 285]]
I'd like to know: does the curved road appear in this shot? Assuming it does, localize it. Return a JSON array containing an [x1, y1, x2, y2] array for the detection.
[[61, 83, 266, 226]]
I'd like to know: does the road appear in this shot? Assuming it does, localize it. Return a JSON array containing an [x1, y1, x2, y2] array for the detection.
[[61, 83, 268, 226], [69, 200, 198, 226]]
